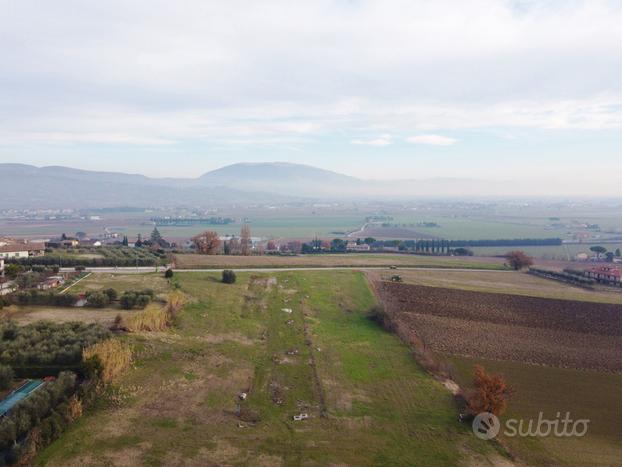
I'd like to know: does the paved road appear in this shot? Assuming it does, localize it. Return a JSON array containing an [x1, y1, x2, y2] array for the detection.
[[61, 265, 512, 274]]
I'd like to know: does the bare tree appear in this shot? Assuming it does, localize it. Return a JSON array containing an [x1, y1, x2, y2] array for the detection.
[[240, 224, 252, 256], [192, 231, 221, 255], [229, 238, 241, 255]]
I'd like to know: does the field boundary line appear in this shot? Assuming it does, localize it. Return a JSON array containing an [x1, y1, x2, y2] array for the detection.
[[59, 272, 92, 294]]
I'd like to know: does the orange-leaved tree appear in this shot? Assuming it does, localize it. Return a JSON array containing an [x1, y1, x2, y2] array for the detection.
[[505, 250, 534, 270], [468, 365, 514, 416], [192, 231, 221, 255]]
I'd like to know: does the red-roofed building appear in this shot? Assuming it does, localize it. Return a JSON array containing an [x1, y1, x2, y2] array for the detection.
[[584, 266, 622, 284], [0, 239, 45, 259]]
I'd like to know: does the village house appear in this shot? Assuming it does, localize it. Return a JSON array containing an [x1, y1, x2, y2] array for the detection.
[[79, 239, 102, 247], [584, 266, 622, 284], [37, 275, 66, 290], [0, 239, 45, 259], [346, 241, 371, 252]]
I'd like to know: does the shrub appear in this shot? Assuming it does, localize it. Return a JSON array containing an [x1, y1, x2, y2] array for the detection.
[[86, 292, 109, 308], [222, 269, 236, 284], [120, 289, 154, 309], [0, 364, 13, 390], [164, 268, 174, 278], [140, 288, 155, 299], [103, 288, 118, 301], [135, 294, 151, 309], [4, 264, 23, 279], [15, 272, 42, 289], [119, 292, 137, 309]]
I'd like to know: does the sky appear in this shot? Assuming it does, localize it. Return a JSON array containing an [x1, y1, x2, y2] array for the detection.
[[1, 0, 622, 194]]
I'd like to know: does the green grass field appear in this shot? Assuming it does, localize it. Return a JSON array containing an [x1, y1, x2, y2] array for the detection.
[[387, 215, 561, 240], [174, 253, 506, 270], [37, 271, 505, 466], [446, 355, 622, 465]]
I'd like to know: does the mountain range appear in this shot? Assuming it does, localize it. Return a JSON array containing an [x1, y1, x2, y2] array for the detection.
[[0, 162, 506, 209]]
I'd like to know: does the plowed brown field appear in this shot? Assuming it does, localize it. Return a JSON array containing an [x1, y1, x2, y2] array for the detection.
[[374, 282, 622, 372]]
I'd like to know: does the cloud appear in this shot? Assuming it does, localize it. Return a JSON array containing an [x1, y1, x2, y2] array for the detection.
[[0, 0, 621, 151], [405, 134, 457, 146], [351, 134, 392, 146]]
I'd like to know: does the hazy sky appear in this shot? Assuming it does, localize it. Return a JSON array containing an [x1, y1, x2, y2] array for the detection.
[[1, 1, 621, 190]]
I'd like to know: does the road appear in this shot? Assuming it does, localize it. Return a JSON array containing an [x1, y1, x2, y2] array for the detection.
[[61, 265, 512, 274]]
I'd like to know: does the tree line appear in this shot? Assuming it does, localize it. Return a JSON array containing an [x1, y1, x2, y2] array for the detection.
[[0, 321, 110, 373]]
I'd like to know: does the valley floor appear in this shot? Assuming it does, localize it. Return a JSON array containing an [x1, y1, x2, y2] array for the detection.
[[36, 271, 504, 466]]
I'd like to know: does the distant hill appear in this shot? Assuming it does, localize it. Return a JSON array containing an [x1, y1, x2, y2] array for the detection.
[[198, 162, 506, 198], [0, 162, 509, 209], [198, 162, 362, 196], [0, 164, 292, 209]]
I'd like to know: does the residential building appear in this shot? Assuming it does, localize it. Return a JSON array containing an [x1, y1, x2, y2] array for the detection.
[[584, 266, 622, 283], [0, 239, 45, 259], [346, 241, 371, 252], [38, 276, 65, 290]]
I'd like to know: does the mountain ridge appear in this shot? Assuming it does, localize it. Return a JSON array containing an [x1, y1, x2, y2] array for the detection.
[[0, 162, 507, 208]]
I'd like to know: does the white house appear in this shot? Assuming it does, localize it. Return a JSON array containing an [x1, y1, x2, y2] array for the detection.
[[346, 241, 371, 252], [0, 240, 45, 259]]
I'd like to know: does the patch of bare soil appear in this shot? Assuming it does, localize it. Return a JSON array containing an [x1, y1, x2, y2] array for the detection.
[[104, 442, 152, 467], [196, 332, 254, 346]]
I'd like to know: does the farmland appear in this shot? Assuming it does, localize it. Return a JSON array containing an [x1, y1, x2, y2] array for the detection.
[[0, 305, 130, 326], [371, 269, 622, 304], [173, 252, 506, 270], [448, 356, 622, 465], [374, 282, 622, 371], [470, 242, 622, 260], [6, 202, 622, 247], [370, 277, 622, 464], [66, 272, 170, 295], [36, 271, 506, 466]]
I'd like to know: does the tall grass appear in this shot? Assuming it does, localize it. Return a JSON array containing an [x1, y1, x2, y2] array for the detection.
[[83, 339, 132, 383], [124, 291, 189, 332], [125, 304, 170, 332], [166, 290, 188, 317]]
